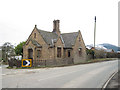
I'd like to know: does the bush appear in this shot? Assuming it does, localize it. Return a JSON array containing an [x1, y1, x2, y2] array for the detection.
[[95, 49, 106, 58], [106, 52, 117, 58]]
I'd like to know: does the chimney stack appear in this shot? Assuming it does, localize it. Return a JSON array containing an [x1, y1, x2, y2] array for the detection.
[[53, 20, 60, 35]]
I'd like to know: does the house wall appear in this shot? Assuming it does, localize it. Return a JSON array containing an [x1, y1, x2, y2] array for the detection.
[[23, 28, 55, 64], [23, 41, 35, 59], [63, 49, 73, 58], [73, 31, 86, 64], [23, 27, 86, 66], [48, 47, 55, 59], [54, 37, 64, 60]]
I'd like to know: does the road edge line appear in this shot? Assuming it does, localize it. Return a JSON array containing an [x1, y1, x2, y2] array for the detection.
[[102, 71, 118, 90]]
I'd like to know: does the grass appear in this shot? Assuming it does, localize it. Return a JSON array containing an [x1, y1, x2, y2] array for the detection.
[[7, 58, 117, 69], [7, 66, 13, 69], [86, 58, 117, 63]]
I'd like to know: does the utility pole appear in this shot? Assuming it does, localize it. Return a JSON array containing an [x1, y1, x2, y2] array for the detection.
[[93, 16, 96, 59]]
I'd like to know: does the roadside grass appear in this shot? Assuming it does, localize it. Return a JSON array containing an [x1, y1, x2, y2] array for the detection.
[[86, 58, 117, 63], [7, 66, 13, 69], [6, 58, 117, 69]]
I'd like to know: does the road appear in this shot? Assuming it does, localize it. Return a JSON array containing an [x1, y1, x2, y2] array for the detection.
[[2, 59, 118, 88]]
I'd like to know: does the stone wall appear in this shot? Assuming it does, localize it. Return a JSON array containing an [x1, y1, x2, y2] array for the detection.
[[73, 31, 86, 64], [33, 58, 74, 67], [23, 28, 54, 61], [8, 58, 74, 68]]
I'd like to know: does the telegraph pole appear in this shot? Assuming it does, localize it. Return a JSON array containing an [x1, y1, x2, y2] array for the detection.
[[93, 16, 96, 59]]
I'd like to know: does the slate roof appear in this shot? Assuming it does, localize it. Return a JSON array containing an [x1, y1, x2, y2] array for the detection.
[[38, 29, 58, 45], [37, 29, 78, 48], [61, 32, 78, 48]]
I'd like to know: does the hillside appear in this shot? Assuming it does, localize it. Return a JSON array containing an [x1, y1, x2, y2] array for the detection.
[[86, 43, 120, 52], [99, 43, 119, 52]]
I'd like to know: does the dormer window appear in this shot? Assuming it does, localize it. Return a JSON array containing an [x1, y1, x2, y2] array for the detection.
[[34, 33, 36, 38]]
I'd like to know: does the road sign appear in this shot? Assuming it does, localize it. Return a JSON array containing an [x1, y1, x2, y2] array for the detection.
[[22, 59, 32, 67]]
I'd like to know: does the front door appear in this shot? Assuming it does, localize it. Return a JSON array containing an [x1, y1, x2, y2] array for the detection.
[[68, 50, 71, 57]]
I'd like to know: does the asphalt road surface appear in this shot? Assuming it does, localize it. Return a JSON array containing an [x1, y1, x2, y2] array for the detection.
[[2, 59, 118, 88]]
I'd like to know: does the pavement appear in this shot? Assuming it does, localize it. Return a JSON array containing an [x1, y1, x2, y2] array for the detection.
[[1, 59, 118, 88], [105, 71, 120, 88]]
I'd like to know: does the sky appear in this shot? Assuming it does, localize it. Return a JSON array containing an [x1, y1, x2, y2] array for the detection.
[[0, 0, 119, 47]]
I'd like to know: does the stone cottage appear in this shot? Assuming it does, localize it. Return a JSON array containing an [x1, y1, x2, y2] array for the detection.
[[23, 20, 86, 66]]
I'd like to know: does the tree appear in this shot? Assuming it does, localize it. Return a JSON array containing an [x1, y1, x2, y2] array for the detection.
[[1, 42, 15, 62], [15, 41, 25, 56], [86, 48, 94, 59]]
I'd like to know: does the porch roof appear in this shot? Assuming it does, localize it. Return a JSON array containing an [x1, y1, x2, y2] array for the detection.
[[31, 39, 42, 47]]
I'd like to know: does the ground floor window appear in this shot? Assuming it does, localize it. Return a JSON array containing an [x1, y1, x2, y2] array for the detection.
[[37, 50, 41, 58], [57, 47, 61, 58], [28, 49, 33, 59]]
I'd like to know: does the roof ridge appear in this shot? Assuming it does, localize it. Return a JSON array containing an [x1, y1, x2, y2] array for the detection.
[[61, 32, 78, 34], [37, 29, 52, 33]]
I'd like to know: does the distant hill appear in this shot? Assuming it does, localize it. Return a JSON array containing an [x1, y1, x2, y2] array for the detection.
[[86, 43, 120, 52], [99, 43, 119, 52]]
